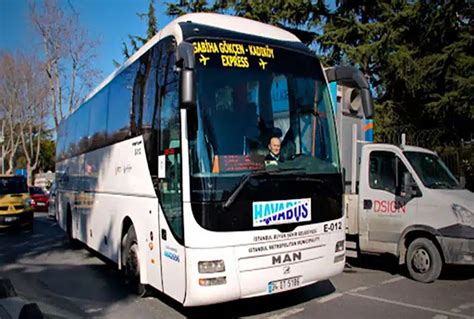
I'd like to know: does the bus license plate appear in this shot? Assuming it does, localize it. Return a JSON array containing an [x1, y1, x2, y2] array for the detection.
[[37, 202, 45, 206], [5, 216, 19, 222], [268, 276, 301, 294]]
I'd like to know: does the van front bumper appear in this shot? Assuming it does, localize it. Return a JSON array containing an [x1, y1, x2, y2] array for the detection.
[[0, 210, 34, 229], [437, 224, 474, 265]]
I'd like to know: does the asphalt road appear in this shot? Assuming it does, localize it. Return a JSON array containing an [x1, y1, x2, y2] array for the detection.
[[1, 214, 473, 319]]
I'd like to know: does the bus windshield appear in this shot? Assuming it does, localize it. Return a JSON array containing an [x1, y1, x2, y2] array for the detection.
[[188, 39, 340, 201], [404, 151, 460, 189]]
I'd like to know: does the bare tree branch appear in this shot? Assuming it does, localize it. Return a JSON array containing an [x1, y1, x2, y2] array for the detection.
[[29, 0, 101, 129]]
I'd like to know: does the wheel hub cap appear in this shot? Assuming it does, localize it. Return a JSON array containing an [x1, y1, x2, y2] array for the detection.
[[413, 248, 430, 273]]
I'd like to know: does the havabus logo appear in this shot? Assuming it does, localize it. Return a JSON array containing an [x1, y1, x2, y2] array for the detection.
[[253, 198, 311, 227], [164, 250, 180, 262]]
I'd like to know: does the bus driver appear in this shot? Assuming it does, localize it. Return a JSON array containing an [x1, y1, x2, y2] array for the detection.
[[265, 136, 285, 165]]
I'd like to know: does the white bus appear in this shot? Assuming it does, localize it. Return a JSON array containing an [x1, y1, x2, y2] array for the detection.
[[55, 13, 373, 306]]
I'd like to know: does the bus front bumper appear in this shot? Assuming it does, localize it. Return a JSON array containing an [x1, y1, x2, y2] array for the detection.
[[183, 232, 345, 306]]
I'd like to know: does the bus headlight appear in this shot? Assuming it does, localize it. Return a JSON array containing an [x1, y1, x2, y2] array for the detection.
[[198, 260, 225, 273], [452, 204, 474, 227]]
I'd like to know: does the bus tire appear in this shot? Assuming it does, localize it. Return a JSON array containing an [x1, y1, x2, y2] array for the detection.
[[66, 208, 79, 248], [123, 225, 147, 297], [406, 238, 442, 283]]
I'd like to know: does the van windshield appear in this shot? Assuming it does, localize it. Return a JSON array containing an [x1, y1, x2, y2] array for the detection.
[[0, 177, 28, 195], [404, 151, 460, 189]]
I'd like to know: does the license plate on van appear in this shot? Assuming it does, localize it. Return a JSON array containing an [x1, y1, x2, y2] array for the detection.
[[268, 276, 301, 293]]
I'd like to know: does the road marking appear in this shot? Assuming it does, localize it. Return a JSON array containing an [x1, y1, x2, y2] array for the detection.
[[266, 308, 304, 319], [451, 302, 474, 314], [347, 292, 474, 319], [85, 308, 102, 314], [459, 303, 474, 310], [381, 277, 404, 285], [317, 292, 344, 303], [432, 315, 449, 319], [349, 286, 368, 293]]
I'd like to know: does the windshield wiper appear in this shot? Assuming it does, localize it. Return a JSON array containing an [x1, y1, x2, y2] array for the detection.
[[223, 168, 311, 209]]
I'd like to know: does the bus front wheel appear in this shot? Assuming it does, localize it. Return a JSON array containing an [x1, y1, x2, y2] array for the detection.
[[123, 225, 147, 296]]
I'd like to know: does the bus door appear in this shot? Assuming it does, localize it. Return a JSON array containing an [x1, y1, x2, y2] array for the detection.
[[157, 49, 186, 302]]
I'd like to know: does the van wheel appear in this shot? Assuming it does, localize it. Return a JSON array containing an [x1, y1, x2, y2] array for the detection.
[[406, 238, 442, 283], [123, 226, 147, 296]]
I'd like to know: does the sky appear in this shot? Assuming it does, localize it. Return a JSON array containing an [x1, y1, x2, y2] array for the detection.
[[0, 0, 174, 89]]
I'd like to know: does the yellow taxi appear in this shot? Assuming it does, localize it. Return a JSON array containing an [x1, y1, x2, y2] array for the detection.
[[0, 175, 34, 230]]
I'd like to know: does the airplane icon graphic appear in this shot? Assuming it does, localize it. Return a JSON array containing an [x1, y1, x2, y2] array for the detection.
[[199, 54, 210, 65], [259, 58, 267, 70]]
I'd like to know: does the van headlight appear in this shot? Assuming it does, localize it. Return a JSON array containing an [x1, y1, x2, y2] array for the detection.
[[452, 204, 474, 226]]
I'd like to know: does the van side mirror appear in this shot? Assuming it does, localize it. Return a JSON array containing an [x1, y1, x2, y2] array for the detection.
[[402, 172, 421, 198]]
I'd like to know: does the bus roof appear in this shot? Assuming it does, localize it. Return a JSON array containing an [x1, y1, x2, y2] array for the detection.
[[79, 13, 302, 115]]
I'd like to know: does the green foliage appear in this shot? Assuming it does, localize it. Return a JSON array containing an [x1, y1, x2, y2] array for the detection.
[[38, 138, 56, 172], [166, 0, 328, 27], [319, 0, 473, 142], [163, 0, 472, 141], [166, 0, 224, 16], [14, 130, 55, 173], [119, 0, 159, 62]]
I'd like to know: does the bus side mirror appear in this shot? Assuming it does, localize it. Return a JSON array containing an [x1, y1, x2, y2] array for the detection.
[[360, 88, 374, 119], [180, 69, 196, 108], [180, 69, 198, 140], [325, 66, 374, 119]]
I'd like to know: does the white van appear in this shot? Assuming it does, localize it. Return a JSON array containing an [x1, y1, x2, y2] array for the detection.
[[345, 142, 474, 282]]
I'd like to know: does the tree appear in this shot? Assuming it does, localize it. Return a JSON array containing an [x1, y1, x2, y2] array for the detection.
[[318, 0, 473, 142], [0, 52, 49, 184], [37, 137, 56, 172], [0, 52, 23, 174], [30, 0, 101, 130], [166, 0, 328, 34], [117, 0, 159, 64]]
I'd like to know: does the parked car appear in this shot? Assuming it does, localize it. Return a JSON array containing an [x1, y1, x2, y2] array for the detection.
[[0, 175, 34, 230], [29, 186, 49, 212], [47, 182, 57, 220]]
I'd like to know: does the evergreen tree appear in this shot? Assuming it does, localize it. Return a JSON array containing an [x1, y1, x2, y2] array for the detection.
[[165, 0, 328, 45], [114, 0, 159, 67], [319, 0, 473, 141]]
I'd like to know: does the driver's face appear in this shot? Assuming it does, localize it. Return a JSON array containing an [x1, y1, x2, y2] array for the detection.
[[268, 137, 281, 155]]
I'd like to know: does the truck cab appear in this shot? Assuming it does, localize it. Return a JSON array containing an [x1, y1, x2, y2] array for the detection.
[[346, 142, 474, 282]]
